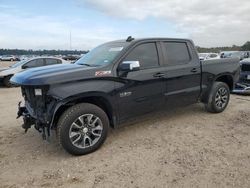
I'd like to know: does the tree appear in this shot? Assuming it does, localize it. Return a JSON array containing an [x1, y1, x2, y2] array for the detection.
[[241, 41, 250, 51]]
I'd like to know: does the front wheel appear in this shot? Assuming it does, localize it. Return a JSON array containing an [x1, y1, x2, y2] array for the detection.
[[205, 81, 230, 113], [57, 103, 109, 155]]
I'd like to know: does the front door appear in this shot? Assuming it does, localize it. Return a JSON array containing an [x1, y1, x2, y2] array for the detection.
[[116, 42, 165, 122]]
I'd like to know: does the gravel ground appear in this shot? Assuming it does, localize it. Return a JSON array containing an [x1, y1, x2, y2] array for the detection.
[[0, 61, 250, 188], [0, 61, 16, 68]]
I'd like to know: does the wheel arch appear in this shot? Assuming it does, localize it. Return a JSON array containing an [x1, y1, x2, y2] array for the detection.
[[215, 74, 234, 91], [51, 94, 116, 129], [201, 73, 234, 103]]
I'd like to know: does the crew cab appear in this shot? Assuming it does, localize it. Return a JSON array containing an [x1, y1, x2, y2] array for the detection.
[[11, 37, 240, 155]]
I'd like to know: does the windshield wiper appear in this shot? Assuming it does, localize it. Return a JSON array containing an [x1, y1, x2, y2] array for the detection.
[[79, 63, 101, 67], [80, 63, 92, 67]]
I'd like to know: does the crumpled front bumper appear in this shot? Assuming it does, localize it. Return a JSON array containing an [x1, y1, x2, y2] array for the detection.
[[17, 102, 35, 132], [17, 101, 51, 139]]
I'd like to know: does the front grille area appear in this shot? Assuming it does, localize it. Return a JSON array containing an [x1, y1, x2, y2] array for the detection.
[[21, 87, 36, 109], [21, 87, 47, 121], [241, 64, 250, 72]]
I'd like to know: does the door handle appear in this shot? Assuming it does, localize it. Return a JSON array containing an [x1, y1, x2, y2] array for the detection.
[[190, 68, 198, 73], [153, 72, 165, 78]]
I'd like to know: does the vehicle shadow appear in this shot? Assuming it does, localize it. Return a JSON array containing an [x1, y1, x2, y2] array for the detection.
[[0, 103, 207, 161]]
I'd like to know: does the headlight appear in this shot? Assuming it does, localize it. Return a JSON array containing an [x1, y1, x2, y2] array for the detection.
[[34, 88, 42, 96]]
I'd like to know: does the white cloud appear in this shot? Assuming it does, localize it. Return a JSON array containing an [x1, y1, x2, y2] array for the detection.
[[1, 0, 249, 49], [82, 0, 250, 47], [0, 12, 114, 50]]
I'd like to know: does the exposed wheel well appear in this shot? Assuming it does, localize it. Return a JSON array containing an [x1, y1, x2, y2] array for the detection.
[[215, 75, 233, 91], [52, 96, 114, 128]]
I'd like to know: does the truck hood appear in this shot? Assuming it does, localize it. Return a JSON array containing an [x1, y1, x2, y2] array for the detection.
[[10, 64, 100, 86]]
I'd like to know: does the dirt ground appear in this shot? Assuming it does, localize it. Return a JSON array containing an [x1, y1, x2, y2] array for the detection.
[[0, 61, 250, 188]]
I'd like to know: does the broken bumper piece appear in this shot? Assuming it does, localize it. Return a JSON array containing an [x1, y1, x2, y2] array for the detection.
[[17, 102, 50, 139]]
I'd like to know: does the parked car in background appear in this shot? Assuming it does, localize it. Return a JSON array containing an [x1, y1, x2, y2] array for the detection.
[[0, 55, 20, 61], [0, 57, 68, 87], [233, 58, 250, 94], [220, 51, 246, 60], [62, 55, 81, 63], [242, 51, 250, 59], [198, 53, 219, 61], [11, 37, 240, 155]]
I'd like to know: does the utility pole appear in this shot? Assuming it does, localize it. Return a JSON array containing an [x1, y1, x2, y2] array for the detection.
[[69, 30, 72, 50]]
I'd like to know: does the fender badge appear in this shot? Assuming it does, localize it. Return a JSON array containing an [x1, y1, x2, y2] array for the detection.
[[95, 71, 111, 76]]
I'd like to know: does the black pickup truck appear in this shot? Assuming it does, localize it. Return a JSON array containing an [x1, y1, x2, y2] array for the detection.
[[11, 37, 240, 155]]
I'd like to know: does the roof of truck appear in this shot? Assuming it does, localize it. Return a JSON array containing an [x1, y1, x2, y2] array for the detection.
[[111, 37, 194, 44]]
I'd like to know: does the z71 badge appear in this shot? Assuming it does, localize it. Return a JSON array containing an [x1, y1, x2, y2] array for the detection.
[[95, 71, 112, 76]]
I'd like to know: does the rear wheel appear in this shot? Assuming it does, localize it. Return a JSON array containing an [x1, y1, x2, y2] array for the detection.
[[57, 103, 109, 155], [3, 75, 13, 87], [205, 81, 230, 113]]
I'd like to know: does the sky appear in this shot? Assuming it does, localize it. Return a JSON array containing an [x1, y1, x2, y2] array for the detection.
[[0, 0, 249, 50]]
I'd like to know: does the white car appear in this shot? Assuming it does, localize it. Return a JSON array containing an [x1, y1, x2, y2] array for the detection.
[[198, 53, 219, 61], [0, 55, 19, 61], [0, 57, 68, 87], [220, 51, 248, 60]]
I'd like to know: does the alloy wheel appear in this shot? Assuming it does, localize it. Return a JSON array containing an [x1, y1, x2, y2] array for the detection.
[[215, 87, 228, 109], [69, 114, 103, 149]]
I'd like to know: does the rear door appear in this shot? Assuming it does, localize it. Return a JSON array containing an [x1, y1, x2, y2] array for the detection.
[[160, 41, 201, 106], [116, 42, 166, 121]]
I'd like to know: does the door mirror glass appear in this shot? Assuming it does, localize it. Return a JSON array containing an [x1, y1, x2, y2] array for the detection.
[[22, 65, 28, 69], [119, 61, 140, 72]]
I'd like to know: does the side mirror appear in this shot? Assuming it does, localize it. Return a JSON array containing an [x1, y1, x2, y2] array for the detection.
[[119, 61, 140, 72], [22, 65, 28, 69]]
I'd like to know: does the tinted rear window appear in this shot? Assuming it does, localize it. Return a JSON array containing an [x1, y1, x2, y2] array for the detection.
[[162, 42, 191, 65]]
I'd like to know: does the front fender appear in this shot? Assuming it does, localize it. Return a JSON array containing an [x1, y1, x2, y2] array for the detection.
[[49, 91, 118, 129]]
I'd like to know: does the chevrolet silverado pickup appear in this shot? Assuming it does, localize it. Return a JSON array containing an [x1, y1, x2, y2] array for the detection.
[[11, 37, 240, 155]]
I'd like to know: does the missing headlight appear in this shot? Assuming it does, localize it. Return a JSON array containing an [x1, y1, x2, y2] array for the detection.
[[34, 88, 42, 96]]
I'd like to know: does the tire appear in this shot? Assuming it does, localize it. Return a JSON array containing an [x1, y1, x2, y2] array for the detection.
[[205, 81, 230, 113], [57, 103, 109, 155], [3, 75, 13, 87]]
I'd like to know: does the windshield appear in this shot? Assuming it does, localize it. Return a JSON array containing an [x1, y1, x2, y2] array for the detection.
[[75, 42, 128, 67], [10, 59, 29, 68]]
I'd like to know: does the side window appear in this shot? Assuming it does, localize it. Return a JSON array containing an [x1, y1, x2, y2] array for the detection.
[[210, 54, 217, 58], [124, 43, 159, 69], [45, 58, 60, 65], [162, 42, 191, 65], [25, 59, 44, 68]]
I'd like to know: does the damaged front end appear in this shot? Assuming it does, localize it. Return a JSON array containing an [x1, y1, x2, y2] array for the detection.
[[233, 62, 250, 94], [17, 86, 58, 139]]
